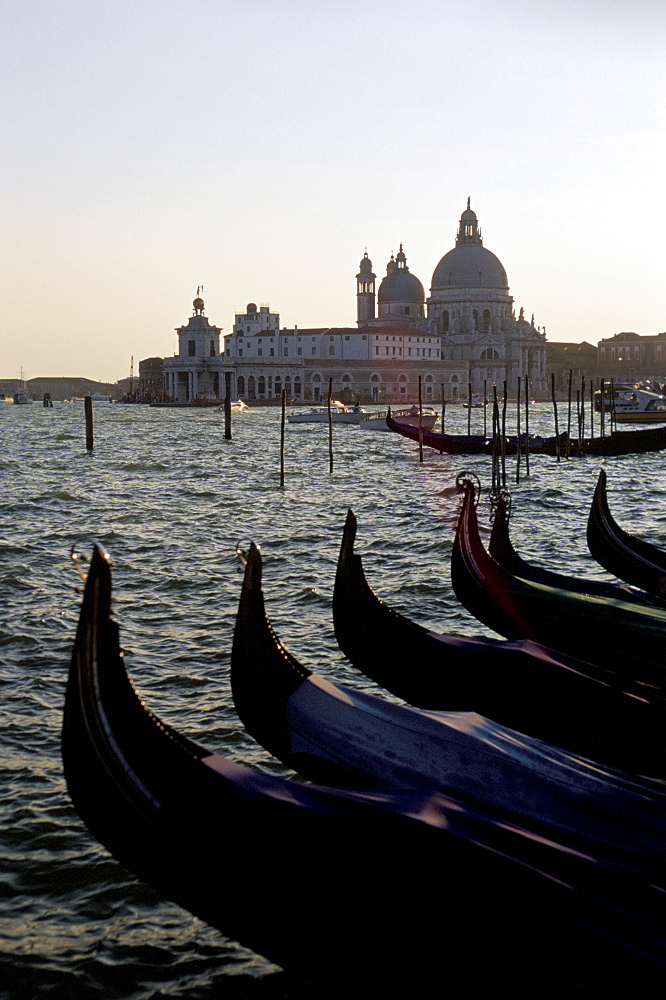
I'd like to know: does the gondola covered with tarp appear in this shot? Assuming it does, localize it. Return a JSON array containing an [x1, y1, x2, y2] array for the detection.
[[62, 545, 666, 990], [332, 509, 666, 776], [232, 542, 666, 866]]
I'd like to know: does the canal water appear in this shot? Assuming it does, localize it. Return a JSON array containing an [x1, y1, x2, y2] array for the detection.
[[2, 400, 665, 998]]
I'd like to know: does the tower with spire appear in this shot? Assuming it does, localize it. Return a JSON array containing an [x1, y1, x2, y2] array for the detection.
[[356, 252, 376, 326]]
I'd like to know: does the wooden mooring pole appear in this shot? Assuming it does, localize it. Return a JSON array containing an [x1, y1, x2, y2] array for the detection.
[[467, 381, 472, 435], [551, 373, 561, 462], [524, 375, 530, 477], [515, 377, 522, 484], [327, 378, 334, 474], [84, 396, 94, 452], [224, 372, 232, 440], [418, 375, 424, 463], [280, 390, 286, 487]]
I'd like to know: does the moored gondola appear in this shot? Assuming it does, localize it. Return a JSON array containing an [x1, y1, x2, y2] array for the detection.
[[488, 489, 663, 607], [386, 413, 558, 455], [568, 424, 666, 456], [387, 413, 666, 457], [232, 543, 666, 870], [587, 468, 666, 598], [62, 545, 666, 989], [332, 509, 666, 775], [450, 475, 666, 687]]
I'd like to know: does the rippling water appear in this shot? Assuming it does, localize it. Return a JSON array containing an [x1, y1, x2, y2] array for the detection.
[[2, 400, 666, 998]]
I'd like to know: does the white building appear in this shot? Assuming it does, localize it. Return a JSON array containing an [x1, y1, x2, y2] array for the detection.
[[163, 291, 226, 403], [161, 202, 547, 403]]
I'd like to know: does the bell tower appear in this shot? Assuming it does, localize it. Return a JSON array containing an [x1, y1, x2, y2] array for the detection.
[[356, 252, 376, 326]]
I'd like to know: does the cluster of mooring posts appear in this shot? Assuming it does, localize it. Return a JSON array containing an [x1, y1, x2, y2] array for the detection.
[[63, 371, 640, 480]]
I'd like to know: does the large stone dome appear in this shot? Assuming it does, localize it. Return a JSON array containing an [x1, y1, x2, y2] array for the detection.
[[431, 200, 508, 292], [431, 244, 508, 291], [378, 246, 424, 304]]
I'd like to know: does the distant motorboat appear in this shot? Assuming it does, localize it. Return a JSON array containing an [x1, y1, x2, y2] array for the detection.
[[359, 406, 439, 432], [215, 399, 250, 413], [594, 383, 666, 423], [287, 403, 368, 424]]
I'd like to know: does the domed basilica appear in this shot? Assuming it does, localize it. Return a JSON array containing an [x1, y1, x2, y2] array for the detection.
[[164, 203, 547, 405], [356, 200, 547, 395]]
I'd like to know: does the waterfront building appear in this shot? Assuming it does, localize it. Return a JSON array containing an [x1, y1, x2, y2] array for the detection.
[[597, 332, 666, 385], [160, 202, 547, 404], [163, 291, 226, 403]]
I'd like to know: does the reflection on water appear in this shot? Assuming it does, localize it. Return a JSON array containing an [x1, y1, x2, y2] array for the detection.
[[2, 401, 666, 997]]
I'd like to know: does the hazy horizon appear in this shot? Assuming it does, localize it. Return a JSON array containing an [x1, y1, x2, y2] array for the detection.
[[3, 0, 664, 383]]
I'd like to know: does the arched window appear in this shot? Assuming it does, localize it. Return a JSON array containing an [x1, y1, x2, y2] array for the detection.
[[480, 348, 500, 361], [441, 310, 449, 332], [258, 376, 266, 397], [274, 376, 282, 399], [247, 376, 255, 399], [237, 376, 245, 396], [483, 310, 490, 332]]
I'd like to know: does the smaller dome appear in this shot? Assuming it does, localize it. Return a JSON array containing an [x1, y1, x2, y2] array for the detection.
[[247, 302, 257, 313], [378, 245, 424, 305]]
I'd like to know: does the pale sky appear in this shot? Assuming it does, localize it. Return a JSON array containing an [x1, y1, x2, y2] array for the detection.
[[2, 0, 664, 383]]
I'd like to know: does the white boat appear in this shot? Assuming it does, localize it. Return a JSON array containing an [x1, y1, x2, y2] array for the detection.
[[359, 406, 439, 432], [215, 399, 250, 413], [594, 383, 666, 423], [287, 403, 368, 425]]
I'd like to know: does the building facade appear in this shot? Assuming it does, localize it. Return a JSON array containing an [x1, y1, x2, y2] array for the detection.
[[597, 332, 666, 385], [160, 203, 548, 404], [163, 291, 225, 403]]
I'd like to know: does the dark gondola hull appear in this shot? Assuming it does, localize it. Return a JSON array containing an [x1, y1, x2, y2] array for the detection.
[[332, 509, 666, 776], [230, 545, 666, 976], [231, 544, 666, 863], [488, 490, 662, 607], [63, 547, 666, 988], [587, 468, 666, 597], [450, 478, 666, 687]]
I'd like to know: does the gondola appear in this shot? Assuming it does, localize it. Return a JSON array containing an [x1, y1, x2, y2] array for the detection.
[[332, 509, 666, 775], [567, 424, 666, 456], [488, 489, 663, 607], [587, 468, 666, 597], [62, 546, 666, 989], [450, 475, 666, 687], [232, 542, 666, 866], [388, 413, 666, 458], [386, 413, 559, 455]]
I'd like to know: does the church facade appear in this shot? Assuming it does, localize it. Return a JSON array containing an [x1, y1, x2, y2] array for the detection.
[[162, 203, 547, 404], [427, 201, 547, 395]]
